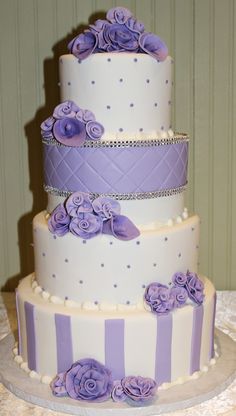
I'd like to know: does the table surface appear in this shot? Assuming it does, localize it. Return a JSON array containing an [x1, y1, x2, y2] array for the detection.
[[0, 291, 236, 416]]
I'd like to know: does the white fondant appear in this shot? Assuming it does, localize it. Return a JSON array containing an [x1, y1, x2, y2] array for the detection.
[[200, 289, 215, 367], [16, 275, 216, 382], [171, 305, 193, 380], [59, 54, 172, 139], [50, 295, 64, 305], [64, 299, 80, 308], [70, 314, 105, 365], [34, 307, 57, 376], [46, 193, 185, 228], [33, 212, 200, 305], [41, 291, 50, 300], [124, 312, 157, 379]]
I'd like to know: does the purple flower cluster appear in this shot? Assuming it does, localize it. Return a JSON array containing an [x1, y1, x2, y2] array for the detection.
[[48, 191, 140, 241], [112, 376, 157, 404], [40, 101, 104, 146], [68, 7, 168, 62], [144, 272, 204, 315], [51, 358, 157, 405]]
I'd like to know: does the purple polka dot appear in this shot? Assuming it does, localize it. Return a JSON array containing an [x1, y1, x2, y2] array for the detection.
[[107, 105, 111, 109], [154, 102, 158, 107], [67, 81, 71, 86], [168, 100, 171, 105], [161, 126, 164, 130], [65, 296, 68, 300], [134, 58, 138, 62], [91, 80, 95, 84], [94, 301, 98, 305], [126, 300, 130, 305], [139, 128, 143, 132], [65, 258, 69, 263], [79, 280, 83, 284], [168, 282, 172, 286], [192, 227, 195, 231], [169, 124, 172, 129], [146, 79, 150, 83], [165, 237, 168, 241], [119, 128, 123, 132], [110, 241, 113, 245], [142, 284, 146, 289], [196, 245, 199, 249], [107, 58, 111, 62], [53, 235, 57, 240], [52, 274, 56, 278], [113, 284, 117, 288], [82, 240, 87, 244], [119, 78, 123, 82], [178, 253, 181, 258], [78, 59, 82, 64], [130, 103, 134, 107], [136, 241, 140, 245], [101, 263, 104, 267], [165, 80, 169, 84], [153, 263, 157, 267], [127, 265, 131, 269], [42, 252, 46, 257]]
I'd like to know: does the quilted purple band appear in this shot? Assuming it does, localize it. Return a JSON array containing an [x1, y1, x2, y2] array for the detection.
[[43, 140, 188, 196]]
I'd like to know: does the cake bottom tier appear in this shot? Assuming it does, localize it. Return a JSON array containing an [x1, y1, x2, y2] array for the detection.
[[16, 275, 216, 387]]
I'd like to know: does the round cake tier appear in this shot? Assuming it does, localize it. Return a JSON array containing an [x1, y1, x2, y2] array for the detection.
[[59, 53, 172, 139], [16, 275, 216, 385], [33, 212, 200, 306]]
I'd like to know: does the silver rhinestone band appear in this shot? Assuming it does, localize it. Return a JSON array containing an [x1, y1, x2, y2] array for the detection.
[[42, 133, 189, 148], [44, 184, 187, 200]]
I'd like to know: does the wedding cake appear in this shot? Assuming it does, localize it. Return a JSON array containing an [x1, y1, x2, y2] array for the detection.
[[14, 7, 216, 405]]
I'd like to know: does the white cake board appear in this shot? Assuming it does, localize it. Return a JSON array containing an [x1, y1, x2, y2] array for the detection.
[[0, 329, 235, 416]]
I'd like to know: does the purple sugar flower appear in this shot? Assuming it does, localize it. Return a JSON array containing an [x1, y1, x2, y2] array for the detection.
[[92, 196, 121, 220], [40, 116, 55, 140], [53, 117, 86, 146], [170, 286, 188, 308], [139, 32, 168, 61], [69, 212, 102, 239], [144, 282, 174, 315], [103, 23, 139, 52], [65, 191, 93, 217], [68, 31, 98, 61], [111, 380, 127, 402], [48, 204, 70, 237], [107, 7, 133, 24], [172, 272, 188, 287], [186, 272, 204, 305], [86, 120, 105, 140], [75, 109, 95, 123], [115, 376, 157, 404], [125, 17, 145, 34], [102, 215, 140, 241], [53, 101, 79, 119], [51, 358, 113, 402]]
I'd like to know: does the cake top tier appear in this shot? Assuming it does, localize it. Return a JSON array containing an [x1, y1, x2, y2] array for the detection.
[[67, 7, 168, 62]]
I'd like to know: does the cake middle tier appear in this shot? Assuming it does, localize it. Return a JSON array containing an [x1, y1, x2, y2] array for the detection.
[[33, 212, 200, 306]]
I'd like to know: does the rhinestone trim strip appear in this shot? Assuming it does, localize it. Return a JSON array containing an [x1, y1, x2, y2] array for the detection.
[[44, 184, 187, 200], [42, 133, 189, 148]]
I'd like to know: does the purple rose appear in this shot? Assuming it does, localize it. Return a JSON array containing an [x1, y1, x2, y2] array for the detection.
[[40, 116, 55, 140], [68, 31, 98, 60], [51, 358, 113, 402], [107, 7, 133, 24], [48, 204, 70, 237], [89, 19, 108, 34], [92, 196, 120, 220], [103, 23, 139, 52], [125, 17, 145, 34], [65, 192, 93, 217], [86, 120, 105, 140], [111, 380, 126, 402], [76, 109, 95, 123], [114, 376, 157, 404], [139, 32, 168, 61], [69, 212, 102, 239], [172, 272, 188, 287], [102, 215, 140, 241], [53, 101, 79, 119], [170, 286, 188, 308], [51, 372, 67, 397], [53, 117, 86, 146], [144, 282, 174, 315], [186, 272, 204, 305]]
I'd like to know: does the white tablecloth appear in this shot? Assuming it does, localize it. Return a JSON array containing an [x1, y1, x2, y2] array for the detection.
[[0, 291, 236, 416]]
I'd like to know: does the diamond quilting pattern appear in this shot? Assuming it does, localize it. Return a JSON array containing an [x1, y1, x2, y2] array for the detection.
[[43, 142, 188, 193]]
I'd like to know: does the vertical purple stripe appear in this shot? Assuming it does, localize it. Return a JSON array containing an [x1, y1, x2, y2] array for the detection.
[[190, 304, 204, 374], [105, 319, 125, 380], [210, 292, 217, 359], [55, 314, 73, 373], [155, 314, 172, 385], [24, 301, 36, 371], [15, 290, 22, 356]]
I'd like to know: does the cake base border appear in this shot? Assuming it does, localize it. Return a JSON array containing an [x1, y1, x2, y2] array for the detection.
[[0, 329, 235, 416]]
